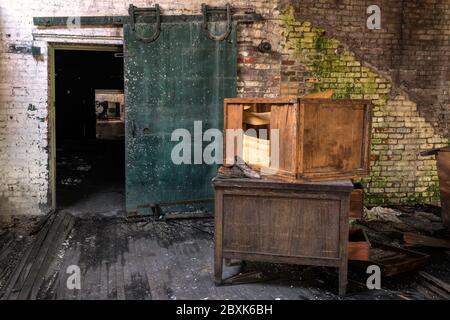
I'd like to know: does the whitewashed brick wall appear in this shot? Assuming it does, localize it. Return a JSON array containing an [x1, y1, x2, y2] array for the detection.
[[0, 0, 280, 215]]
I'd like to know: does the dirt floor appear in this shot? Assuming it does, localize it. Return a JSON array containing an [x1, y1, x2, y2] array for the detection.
[[0, 204, 449, 300]]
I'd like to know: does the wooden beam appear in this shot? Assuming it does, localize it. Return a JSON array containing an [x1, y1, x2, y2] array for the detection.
[[419, 271, 450, 293], [403, 232, 450, 249]]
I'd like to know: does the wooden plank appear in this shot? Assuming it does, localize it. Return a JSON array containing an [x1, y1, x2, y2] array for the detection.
[[224, 102, 244, 165], [120, 223, 136, 300], [420, 280, 450, 300], [163, 212, 214, 220], [339, 195, 350, 297], [213, 177, 354, 193], [114, 223, 126, 300], [28, 213, 75, 299], [56, 236, 80, 300], [140, 239, 170, 300], [348, 228, 370, 261], [302, 100, 368, 178], [296, 101, 305, 176], [128, 234, 151, 300], [2, 211, 58, 299], [0, 232, 14, 261], [419, 271, 450, 293], [223, 251, 341, 267], [270, 103, 298, 176], [403, 233, 450, 249], [351, 241, 430, 277], [224, 97, 298, 104]]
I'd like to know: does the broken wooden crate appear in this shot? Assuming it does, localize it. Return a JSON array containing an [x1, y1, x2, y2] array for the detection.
[[351, 241, 430, 277], [224, 97, 372, 181], [348, 228, 370, 261]]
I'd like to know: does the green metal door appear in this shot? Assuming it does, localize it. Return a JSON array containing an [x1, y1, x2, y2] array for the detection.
[[124, 12, 237, 214]]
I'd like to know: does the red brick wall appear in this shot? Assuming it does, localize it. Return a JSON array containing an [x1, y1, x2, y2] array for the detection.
[[285, 0, 450, 138]]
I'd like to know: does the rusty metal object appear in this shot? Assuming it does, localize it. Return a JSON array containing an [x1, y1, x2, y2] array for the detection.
[[202, 3, 233, 41], [437, 148, 450, 228], [128, 4, 161, 43], [420, 146, 450, 228]]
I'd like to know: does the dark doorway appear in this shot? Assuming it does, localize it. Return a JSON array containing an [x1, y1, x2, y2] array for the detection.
[[55, 49, 125, 215]]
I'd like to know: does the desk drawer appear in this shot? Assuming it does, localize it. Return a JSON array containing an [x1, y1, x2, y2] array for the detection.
[[222, 194, 341, 259]]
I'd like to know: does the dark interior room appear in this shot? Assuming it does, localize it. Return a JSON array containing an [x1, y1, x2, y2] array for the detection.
[[55, 49, 125, 213]]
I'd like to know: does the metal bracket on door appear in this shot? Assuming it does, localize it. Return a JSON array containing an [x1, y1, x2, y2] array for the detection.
[[128, 4, 161, 43], [202, 3, 233, 41]]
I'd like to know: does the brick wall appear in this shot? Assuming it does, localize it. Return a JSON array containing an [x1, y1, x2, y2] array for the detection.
[[287, 0, 450, 138], [280, 0, 450, 205], [0, 0, 449, 215], [399, 1, 450, 137]]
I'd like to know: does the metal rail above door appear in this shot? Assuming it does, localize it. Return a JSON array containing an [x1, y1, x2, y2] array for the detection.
[[33, 5, 263, 27]]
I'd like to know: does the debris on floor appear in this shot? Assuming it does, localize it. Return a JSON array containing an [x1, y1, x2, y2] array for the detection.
[[61, 178, 83, 186], [0, 203, 449, 300], [364, 206, 403, 223], [0, 211, 75, 300], [0, 216, 41, 294], [403, 232, 450, 249], [351, 241, 430, 277], [217, 157, 261, 179]]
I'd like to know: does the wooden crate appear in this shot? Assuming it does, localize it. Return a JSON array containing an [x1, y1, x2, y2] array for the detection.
[[224, 97, 372, 181], [351, 241, 430, 277], [349, 189, 364, 219], [213, 177, 353, 297]]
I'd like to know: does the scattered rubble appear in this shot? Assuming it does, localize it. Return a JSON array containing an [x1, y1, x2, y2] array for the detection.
[[364, 206, 403, 223]]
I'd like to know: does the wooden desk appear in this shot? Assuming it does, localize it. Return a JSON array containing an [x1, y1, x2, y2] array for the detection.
[[213, 178, 353, 297]]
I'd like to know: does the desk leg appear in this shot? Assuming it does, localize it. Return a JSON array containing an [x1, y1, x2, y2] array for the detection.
[[339, 263, 347, 297], [214, 189, 224, 285], [214, 256, 223, 285], [338, 193, 350, 297]]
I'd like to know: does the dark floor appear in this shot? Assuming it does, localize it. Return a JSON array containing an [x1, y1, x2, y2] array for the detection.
[[56, 139, 125, 217], [1, 210, 449, 300]]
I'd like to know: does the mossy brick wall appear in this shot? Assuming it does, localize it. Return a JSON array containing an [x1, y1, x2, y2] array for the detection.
[[287, 0, 450, 139], [280, 6, 448, 205]]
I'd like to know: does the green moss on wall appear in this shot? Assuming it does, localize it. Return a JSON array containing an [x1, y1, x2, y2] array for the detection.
[[280, 6, 444, 206], [281, 6, 390, 101]]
